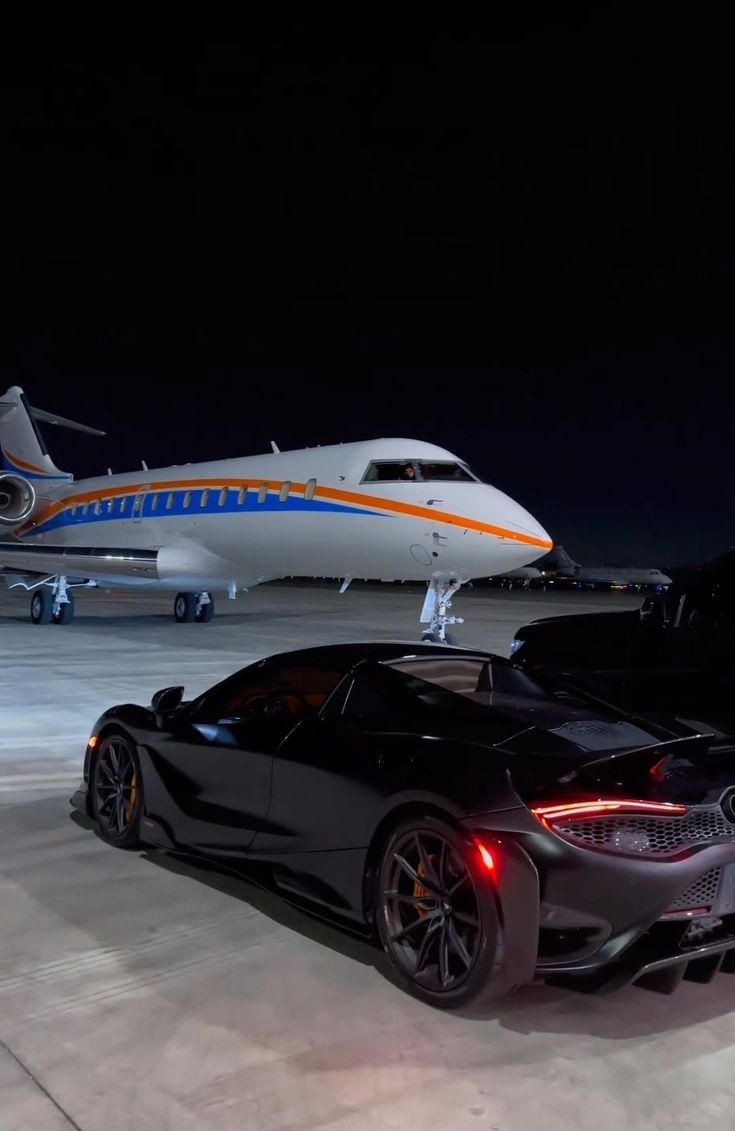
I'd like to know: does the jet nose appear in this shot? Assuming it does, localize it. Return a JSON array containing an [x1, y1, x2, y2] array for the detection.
[[502, 498, 553, 553]]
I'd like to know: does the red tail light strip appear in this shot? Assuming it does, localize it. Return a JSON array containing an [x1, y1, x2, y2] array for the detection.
[[531, 799, 688, 824]]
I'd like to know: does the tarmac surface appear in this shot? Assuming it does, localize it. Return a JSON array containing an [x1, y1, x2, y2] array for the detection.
[[3, 581, 733, 1131]]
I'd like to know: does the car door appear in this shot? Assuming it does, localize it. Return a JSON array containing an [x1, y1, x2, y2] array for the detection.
[[150, 657, 352, 854], [149, 709, 288, 855], [259, 667, 417, 855]]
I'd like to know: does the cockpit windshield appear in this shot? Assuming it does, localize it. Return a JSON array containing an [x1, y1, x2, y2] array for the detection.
[[361, 460, 479, 483]]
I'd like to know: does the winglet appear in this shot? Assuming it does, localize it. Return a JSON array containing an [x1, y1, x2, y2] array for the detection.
[[270, 440, 280, 454]]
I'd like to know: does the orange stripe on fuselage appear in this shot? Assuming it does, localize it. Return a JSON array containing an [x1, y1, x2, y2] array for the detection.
[[315, 484, 552, 550], [20, 477, 553, 551], [4, 449, 51, 476]]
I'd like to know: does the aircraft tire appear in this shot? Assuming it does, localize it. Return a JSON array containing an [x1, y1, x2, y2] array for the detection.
[[195, 594, 215, 623], [30, 589, 53, 625], [421, 631, 458, 646], [53, 594, 75, 625], [174, 592, 197, 622]]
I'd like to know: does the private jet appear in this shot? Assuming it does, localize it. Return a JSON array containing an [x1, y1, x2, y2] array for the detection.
[[0, 386, 552, 640]]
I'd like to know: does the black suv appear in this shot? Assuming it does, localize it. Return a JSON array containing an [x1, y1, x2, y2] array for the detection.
[[510, 550, 735, 725]]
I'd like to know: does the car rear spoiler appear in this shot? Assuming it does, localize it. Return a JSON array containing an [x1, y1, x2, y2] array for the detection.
[[566, 733, 730, 789]]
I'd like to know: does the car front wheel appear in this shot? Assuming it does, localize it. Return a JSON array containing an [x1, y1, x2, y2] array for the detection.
[[91, 733, 143, 848], [376, 816, 501, 1008]]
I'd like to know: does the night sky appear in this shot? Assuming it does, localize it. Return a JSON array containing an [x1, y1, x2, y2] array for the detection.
[[2, 17, 733, 567]]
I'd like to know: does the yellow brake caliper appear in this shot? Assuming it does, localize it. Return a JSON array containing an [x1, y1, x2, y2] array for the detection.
[[125, 772, 138, 825], [413, 858, 435, 918]]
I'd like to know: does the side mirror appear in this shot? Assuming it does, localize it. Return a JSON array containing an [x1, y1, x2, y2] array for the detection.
[[151, 685, 184, 716]]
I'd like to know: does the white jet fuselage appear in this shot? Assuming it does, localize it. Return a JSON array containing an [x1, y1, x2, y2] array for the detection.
[[15, 438, 552, 590]]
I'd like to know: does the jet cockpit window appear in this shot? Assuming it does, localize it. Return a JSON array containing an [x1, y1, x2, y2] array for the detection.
[[361, 460, 479, 483]]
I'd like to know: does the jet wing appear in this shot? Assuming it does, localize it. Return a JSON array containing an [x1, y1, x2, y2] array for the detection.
[[0, 541, 159, 581]]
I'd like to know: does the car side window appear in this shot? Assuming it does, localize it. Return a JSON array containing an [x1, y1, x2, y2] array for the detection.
[[200, 662, 347, 722], [341, 672, 392, 719], [388, 658, 488, 697]]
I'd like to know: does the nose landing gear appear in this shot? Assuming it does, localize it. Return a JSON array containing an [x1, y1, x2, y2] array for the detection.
[[420, 576, 464, 645]]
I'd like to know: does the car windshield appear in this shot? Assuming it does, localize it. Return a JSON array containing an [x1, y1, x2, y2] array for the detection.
[[361, 460, 479, 483]]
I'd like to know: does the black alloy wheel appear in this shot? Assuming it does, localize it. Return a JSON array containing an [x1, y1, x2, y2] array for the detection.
[[92, 734, 143, 848], [376, 816, 500, 1008]]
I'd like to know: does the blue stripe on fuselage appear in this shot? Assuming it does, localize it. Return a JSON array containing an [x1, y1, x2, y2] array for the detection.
[[29, 487, 388, 536], [2, 455, 71, 480]]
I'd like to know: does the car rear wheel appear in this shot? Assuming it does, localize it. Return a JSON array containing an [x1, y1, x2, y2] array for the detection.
[[91, 733, 143, 848], [376, 816, 501, 1008]]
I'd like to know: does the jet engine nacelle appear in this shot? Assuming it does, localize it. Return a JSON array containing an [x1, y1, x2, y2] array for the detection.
[[0, 472, 36, 526]]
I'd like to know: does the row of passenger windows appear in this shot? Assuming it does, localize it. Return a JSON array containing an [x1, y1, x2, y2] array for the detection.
[[68, 478, 318, 517]]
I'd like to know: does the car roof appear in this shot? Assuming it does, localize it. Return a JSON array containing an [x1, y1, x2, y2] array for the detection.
[[259, 640, 497, 671]]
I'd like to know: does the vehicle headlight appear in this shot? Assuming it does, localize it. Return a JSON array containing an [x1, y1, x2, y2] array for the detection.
[[510, 638, 524, 656]]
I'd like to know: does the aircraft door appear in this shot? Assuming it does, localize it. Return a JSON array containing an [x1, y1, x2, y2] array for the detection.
[[131, 490, 147, 522]]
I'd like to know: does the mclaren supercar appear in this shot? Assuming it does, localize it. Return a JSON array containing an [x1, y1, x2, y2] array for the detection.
[[71, 641, 735, 1007]]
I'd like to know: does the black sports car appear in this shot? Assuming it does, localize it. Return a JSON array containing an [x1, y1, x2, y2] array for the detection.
[[71, 641, 735, 1008]]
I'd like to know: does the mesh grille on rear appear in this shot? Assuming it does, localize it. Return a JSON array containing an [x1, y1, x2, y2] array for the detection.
[[667, 868, 722, 911], [559, 809, 735, 856]]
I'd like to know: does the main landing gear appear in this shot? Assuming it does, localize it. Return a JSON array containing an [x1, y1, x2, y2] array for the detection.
[[29, 575, 76, 625], [173, 591, 215, 624], [420, 576, 465, 645]]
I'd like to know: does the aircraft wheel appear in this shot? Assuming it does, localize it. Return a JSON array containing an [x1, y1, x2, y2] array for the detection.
[[376, 815, 502, 1009], [174, 592, 196, 622], [53, 594, 75, 625], [421, 631, 458, 646], [30, 589, 53, 624], [195, 593, 215, 623]]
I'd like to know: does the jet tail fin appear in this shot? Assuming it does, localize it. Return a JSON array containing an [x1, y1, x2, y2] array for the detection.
[[542, 544, 578, 574], [0, 386, 104, 482]]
